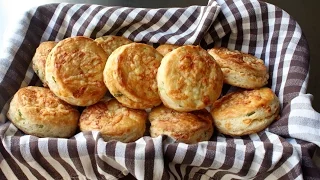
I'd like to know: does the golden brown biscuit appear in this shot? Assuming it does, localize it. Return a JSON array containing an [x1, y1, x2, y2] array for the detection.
[[104, 43, 163, 109], [211, 87, 280, 136], [156, 44, 180, 56], [6, 86, 79, 138], [157, 45, 223, 112], [207, 47, 269, 89], [79, 99, 147, 142], [149, 105, 213, 144], [46, 36, 108, 106], [104, 64, 153, 109], [32, 41, 57, 87], [95, 35, 132, 57]]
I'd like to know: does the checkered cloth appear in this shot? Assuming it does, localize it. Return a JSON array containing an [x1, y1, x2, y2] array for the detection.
[[1, 0, 319, 179]]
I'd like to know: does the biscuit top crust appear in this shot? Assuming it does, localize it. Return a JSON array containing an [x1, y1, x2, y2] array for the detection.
[[79, 99, 147, 137], [95, 35, 132, 57], [32, 41, 57, 86], [112, 43, 163, 103], [149, 105, 213, 138], [12, 86, 79, 126], [156, 44, 180, 56], [158, 45, 223, 111], [211, 87, 278, 119], [46, 36, 107, 106], [208, 47, 268, 77]]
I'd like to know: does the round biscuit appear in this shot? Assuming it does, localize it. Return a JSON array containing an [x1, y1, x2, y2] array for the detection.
[[46, 36, 108, 106], [6, 86, 80, 138], [211, 87, 280, 136], [79, 99, 147, 142], [207, 47, 269, 89], [156, 44, 180, 56], [32, 41, 57, 87], [157, 45, 223, 112], [104, 43, 163, 109], [95, 35, 132, 57], [103, 62, 153, 109], [149, 105, 213, 144]]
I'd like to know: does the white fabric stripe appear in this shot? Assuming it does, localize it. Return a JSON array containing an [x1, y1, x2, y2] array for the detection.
[[19, 135, 54, 180], [83, 8, 110, 37], [265, 150, 300, 179], [96, 7, 130, 38], [121, 8, 150, 39], [55, 4, 81, 41], [148, 9, 178, 42], [37, 138, 71, 179], [191, 142, 207, 166], [294, 174, 303, 180], [252, 0, 265, 58], [20, 63, 35, 88], [289, 125, 320, 146], [235, 0, 250, 53], [2, 136, 37, 179], [134, 138, 146, 180], [209, 136, 226, 169], [152, 137, 164, 180], [204, 169, 220, 178], [265, 133, 284, 171], [217, 0, 237, 50], [114, 142, 127, 171], [273, 15, 290, 105], [57, 139, 85, 178], [220, 173, 244, 180], [229, 138, 245, 174], [286, 138, 302, 159], [71, 5, 100, 36], [300, 69, 309, 94], [74, 133, 98, 179], [279, 21, 301, 105], [172, 143, 188, 164], [264, 4, 276, 84], [289, 109, 320, 119], [188, 6, 216, 43], [132, 9, 162, 42], [96, 140, 126, 179], [41, 3, 65, 41], [243, 134, 263, 178], [167, 7, 202, 44], [0, 159, 18, 180], [0, 8, 36, 83]]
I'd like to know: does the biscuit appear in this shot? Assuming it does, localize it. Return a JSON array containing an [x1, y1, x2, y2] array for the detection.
[[95, 35, 132, 57], [156, 44, 180, 56], [32, 41, 57, 87], [157, 45, 223, 112], [211, 87, 280, 136], [207, 47, 269, 89], [104, 64, 153, 109], [103, 43, 163, 109], [6, 86, 79, 138], [79, 99, 147, 142], [149, 105, 213, 144], [46, 36, 108, 106]]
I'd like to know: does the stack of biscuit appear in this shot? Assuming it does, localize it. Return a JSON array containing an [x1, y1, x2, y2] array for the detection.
[[6, 35, 280, 143]]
